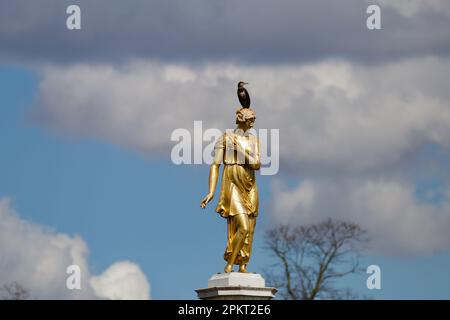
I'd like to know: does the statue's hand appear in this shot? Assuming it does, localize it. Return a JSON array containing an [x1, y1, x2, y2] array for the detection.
[[232, 136, 248, 155], [232, 136, 241, 150], [200, 193, 214, 209]]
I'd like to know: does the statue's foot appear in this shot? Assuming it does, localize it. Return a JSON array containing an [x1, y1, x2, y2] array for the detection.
[[224, 264, 233, 273], [238, 264, 248, 273]]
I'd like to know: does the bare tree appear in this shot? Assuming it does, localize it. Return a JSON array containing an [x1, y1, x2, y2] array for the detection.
[[264, 218, 368, 300], [1, 282, 30, 300]]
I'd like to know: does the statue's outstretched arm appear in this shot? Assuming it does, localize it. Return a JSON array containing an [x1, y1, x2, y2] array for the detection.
[[200, 164, 220, 208]]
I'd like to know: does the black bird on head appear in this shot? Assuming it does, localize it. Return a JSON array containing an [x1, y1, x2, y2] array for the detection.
[[237, 81, 251, 108]]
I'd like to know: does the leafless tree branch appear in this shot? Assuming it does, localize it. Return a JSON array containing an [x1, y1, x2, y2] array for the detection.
[[264, 218, 369, 300]]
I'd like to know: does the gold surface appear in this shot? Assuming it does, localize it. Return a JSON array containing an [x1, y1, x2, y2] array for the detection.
[[201, 108, 260, 273]]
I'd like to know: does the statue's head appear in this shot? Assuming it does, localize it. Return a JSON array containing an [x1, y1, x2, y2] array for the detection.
[[236, 107, 256, 130]]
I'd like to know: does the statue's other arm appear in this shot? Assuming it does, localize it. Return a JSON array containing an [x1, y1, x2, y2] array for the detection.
[[200, 164, 220, 209], [201, 134, 224, 209], [234, 136, 261, 170], [247, 138, 261, 171]]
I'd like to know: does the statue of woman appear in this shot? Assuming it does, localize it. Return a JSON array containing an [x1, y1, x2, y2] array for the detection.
[[201, 107, 260, 273]]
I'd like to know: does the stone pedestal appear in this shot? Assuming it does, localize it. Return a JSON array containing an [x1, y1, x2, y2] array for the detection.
[[196, 273, 277, 300]]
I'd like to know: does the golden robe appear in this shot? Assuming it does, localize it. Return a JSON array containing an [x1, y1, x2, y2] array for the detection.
[[213, 129, 260, 265]]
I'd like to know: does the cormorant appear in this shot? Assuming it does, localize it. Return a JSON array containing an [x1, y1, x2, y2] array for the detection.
[[237, 81, 251, 108]]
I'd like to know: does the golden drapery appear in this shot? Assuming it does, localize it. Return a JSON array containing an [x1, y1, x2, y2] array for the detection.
[[214, 130, 259, 265]]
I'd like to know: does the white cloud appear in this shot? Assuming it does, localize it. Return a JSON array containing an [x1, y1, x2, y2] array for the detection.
[[0, 197, 151, 299], [271, 178, 450, 256], [30, 57, 450, 255], [273, 179, 316, 222], [33, 57, 450, 173], [90, 261, 150, 300]]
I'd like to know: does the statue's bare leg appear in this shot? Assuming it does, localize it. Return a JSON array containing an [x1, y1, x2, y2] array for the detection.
[[224, 264, 233, 273], [224, 214, 249, 273]]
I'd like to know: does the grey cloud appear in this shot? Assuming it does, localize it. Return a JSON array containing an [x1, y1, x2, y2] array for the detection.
[[379, 0, 450, 18], [1, 0, 450, 65]]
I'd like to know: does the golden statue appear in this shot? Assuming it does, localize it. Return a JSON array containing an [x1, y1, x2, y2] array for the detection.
[[200, 106, 260, 273]]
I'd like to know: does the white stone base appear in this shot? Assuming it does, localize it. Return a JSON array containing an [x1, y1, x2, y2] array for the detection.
[[196, 273, 277, 300]]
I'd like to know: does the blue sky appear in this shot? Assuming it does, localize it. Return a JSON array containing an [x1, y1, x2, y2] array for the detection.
[[1, 65, 274, 299], [2, 65, 450, 299], [1, 1, 450, 300]]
